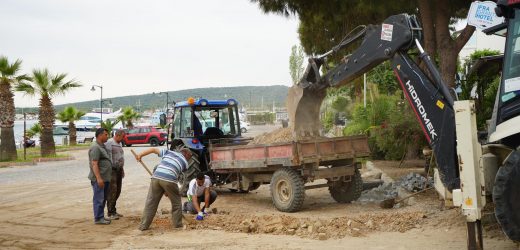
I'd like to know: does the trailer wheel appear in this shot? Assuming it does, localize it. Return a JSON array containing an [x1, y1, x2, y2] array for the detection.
[[328, 169, 363, 203], [270, 167, 305, 212], [493, 150, 520, 242]]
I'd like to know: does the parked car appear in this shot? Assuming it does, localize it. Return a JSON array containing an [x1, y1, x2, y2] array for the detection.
[[240, 121, 250, 133], [122, 126, 167, 147]]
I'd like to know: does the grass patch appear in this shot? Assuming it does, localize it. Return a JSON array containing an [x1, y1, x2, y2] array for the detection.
[[8, 153, 70, 163], [1, 145, 86, 163]]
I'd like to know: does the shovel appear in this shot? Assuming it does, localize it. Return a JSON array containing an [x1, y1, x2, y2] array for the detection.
[[380, 187, 434, 209], [131, 149, 195, 224]]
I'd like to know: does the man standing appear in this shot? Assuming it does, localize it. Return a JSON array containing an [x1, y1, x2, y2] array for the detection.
[[105, 129, 126, 220], [183, 173, 218, 220], [135, 147, 192, 231], [88, 128, 112, 225]]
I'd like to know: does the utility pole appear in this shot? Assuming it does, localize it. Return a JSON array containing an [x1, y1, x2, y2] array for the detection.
[[23, 113, 26, 160], [136, 100, 141, 113]]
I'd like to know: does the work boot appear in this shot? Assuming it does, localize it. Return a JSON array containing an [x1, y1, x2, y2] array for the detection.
[[95, 218, 111, 225], [108, 214, 120, 220], [115, 212, 124, 218]]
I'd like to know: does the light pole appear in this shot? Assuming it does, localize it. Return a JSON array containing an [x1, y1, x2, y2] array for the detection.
[[153, 91, 170, 116], [91, 85, 103, 126]]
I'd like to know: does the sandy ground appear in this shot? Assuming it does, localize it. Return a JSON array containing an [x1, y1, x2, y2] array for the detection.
[[0, 129, 518, 249]]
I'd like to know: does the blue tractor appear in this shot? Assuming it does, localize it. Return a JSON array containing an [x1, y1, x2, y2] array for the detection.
[[169, 97, 251, 195]]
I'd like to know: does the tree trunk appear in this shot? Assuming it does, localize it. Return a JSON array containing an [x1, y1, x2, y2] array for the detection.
[[0, 127, 17, 161], [417, 0, 436, 56], [39, 95, 56, 156], [0, 82, 17, 161], [69, 122, 77, 146], [421, 0, 475, 89]]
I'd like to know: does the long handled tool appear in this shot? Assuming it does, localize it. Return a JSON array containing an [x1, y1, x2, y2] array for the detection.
[[380, 187, 434, 209], [130, 149, 153, 175], [131, 149, 194, 224]]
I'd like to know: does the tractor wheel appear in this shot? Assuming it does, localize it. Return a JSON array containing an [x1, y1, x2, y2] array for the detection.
[[270, 167, 305, 212], [149, 138, 159, 147], [328, 169, 363, 203], [493, 150, 520, 242]]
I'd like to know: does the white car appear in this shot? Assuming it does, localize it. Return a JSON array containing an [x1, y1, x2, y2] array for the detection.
[[240, 121, 250, 133]]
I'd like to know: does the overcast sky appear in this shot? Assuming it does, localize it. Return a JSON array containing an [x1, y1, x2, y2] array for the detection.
[[2, 0, 300, 107]]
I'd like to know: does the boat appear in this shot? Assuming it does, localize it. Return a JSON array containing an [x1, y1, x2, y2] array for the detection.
[[54, 107, 124, 130]]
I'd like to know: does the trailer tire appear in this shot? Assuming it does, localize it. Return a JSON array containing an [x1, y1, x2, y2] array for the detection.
[[270, 167, 305, 212], [493, 150, 520, 242], [328, 169, 363, 203]]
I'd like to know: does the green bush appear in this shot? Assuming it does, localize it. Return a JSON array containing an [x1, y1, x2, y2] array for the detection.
[[344, 93, 426, 160]]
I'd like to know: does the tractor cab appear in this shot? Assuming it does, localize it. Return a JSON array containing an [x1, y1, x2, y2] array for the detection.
[[171, 97, 244, 150]]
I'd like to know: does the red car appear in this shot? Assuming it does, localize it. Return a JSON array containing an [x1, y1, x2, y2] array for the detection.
[[122, 126, 168, 147]]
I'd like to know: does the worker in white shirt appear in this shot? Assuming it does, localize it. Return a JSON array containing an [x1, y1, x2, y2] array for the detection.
[[183, 172, 218, 220]]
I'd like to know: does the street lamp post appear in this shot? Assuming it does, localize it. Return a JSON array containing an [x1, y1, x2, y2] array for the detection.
[[153, 91, 171, 148], [91, 85, 103, 126], [153, 91, 170, 116]]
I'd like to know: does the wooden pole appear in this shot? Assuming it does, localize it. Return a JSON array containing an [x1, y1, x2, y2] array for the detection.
[[130, 149, 152, 176]]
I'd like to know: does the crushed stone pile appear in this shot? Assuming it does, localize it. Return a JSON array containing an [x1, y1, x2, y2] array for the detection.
[[147, 210, 427, 240], [356, 182, 400, 203], [398, 173, 433, 192], [356, 172, 433, 203]]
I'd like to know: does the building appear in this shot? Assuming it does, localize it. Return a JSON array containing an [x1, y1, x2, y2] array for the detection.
[[459, 29, 505, 62]]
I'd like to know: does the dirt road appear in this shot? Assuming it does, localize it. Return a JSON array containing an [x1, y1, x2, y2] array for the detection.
[[0, 144, 518, 249]]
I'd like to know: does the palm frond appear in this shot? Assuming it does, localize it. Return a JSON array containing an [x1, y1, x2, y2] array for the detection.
[[49, 73, 81, 96], [15, 74, 31, 83], [31, 68, 51, 94], [15, 82, 36, 96]]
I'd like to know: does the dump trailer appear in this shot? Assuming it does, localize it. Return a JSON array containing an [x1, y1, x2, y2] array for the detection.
[[170, 97, 370, 212], [209, 135, 370, 212]]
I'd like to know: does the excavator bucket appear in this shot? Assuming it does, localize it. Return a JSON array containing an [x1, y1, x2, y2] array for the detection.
[[286, 85, 327, 139]]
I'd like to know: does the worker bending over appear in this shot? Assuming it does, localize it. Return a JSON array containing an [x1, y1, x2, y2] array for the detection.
[[183, 173, 218, 220]]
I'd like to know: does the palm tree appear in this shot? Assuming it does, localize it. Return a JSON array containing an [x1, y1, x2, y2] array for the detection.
[[101, 119, 120, 138], [17, 69, 81, 156], [57, 106, 85, 146], [117, 107, 140, 129], [0, 56, 30, 161], [26, 123, 42, 138]]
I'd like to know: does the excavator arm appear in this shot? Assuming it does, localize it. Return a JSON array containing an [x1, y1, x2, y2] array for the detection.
[[292, 14, 460, 190]]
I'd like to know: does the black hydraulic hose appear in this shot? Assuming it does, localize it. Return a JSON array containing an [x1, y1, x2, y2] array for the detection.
[[415, 39, 454, 107]]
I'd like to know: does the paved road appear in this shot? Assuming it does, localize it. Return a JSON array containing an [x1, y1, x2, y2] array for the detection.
[[0, 125, 279, 185]]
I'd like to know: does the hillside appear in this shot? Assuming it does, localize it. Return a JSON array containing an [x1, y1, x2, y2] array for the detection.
[[16, 85, 289, 113]]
